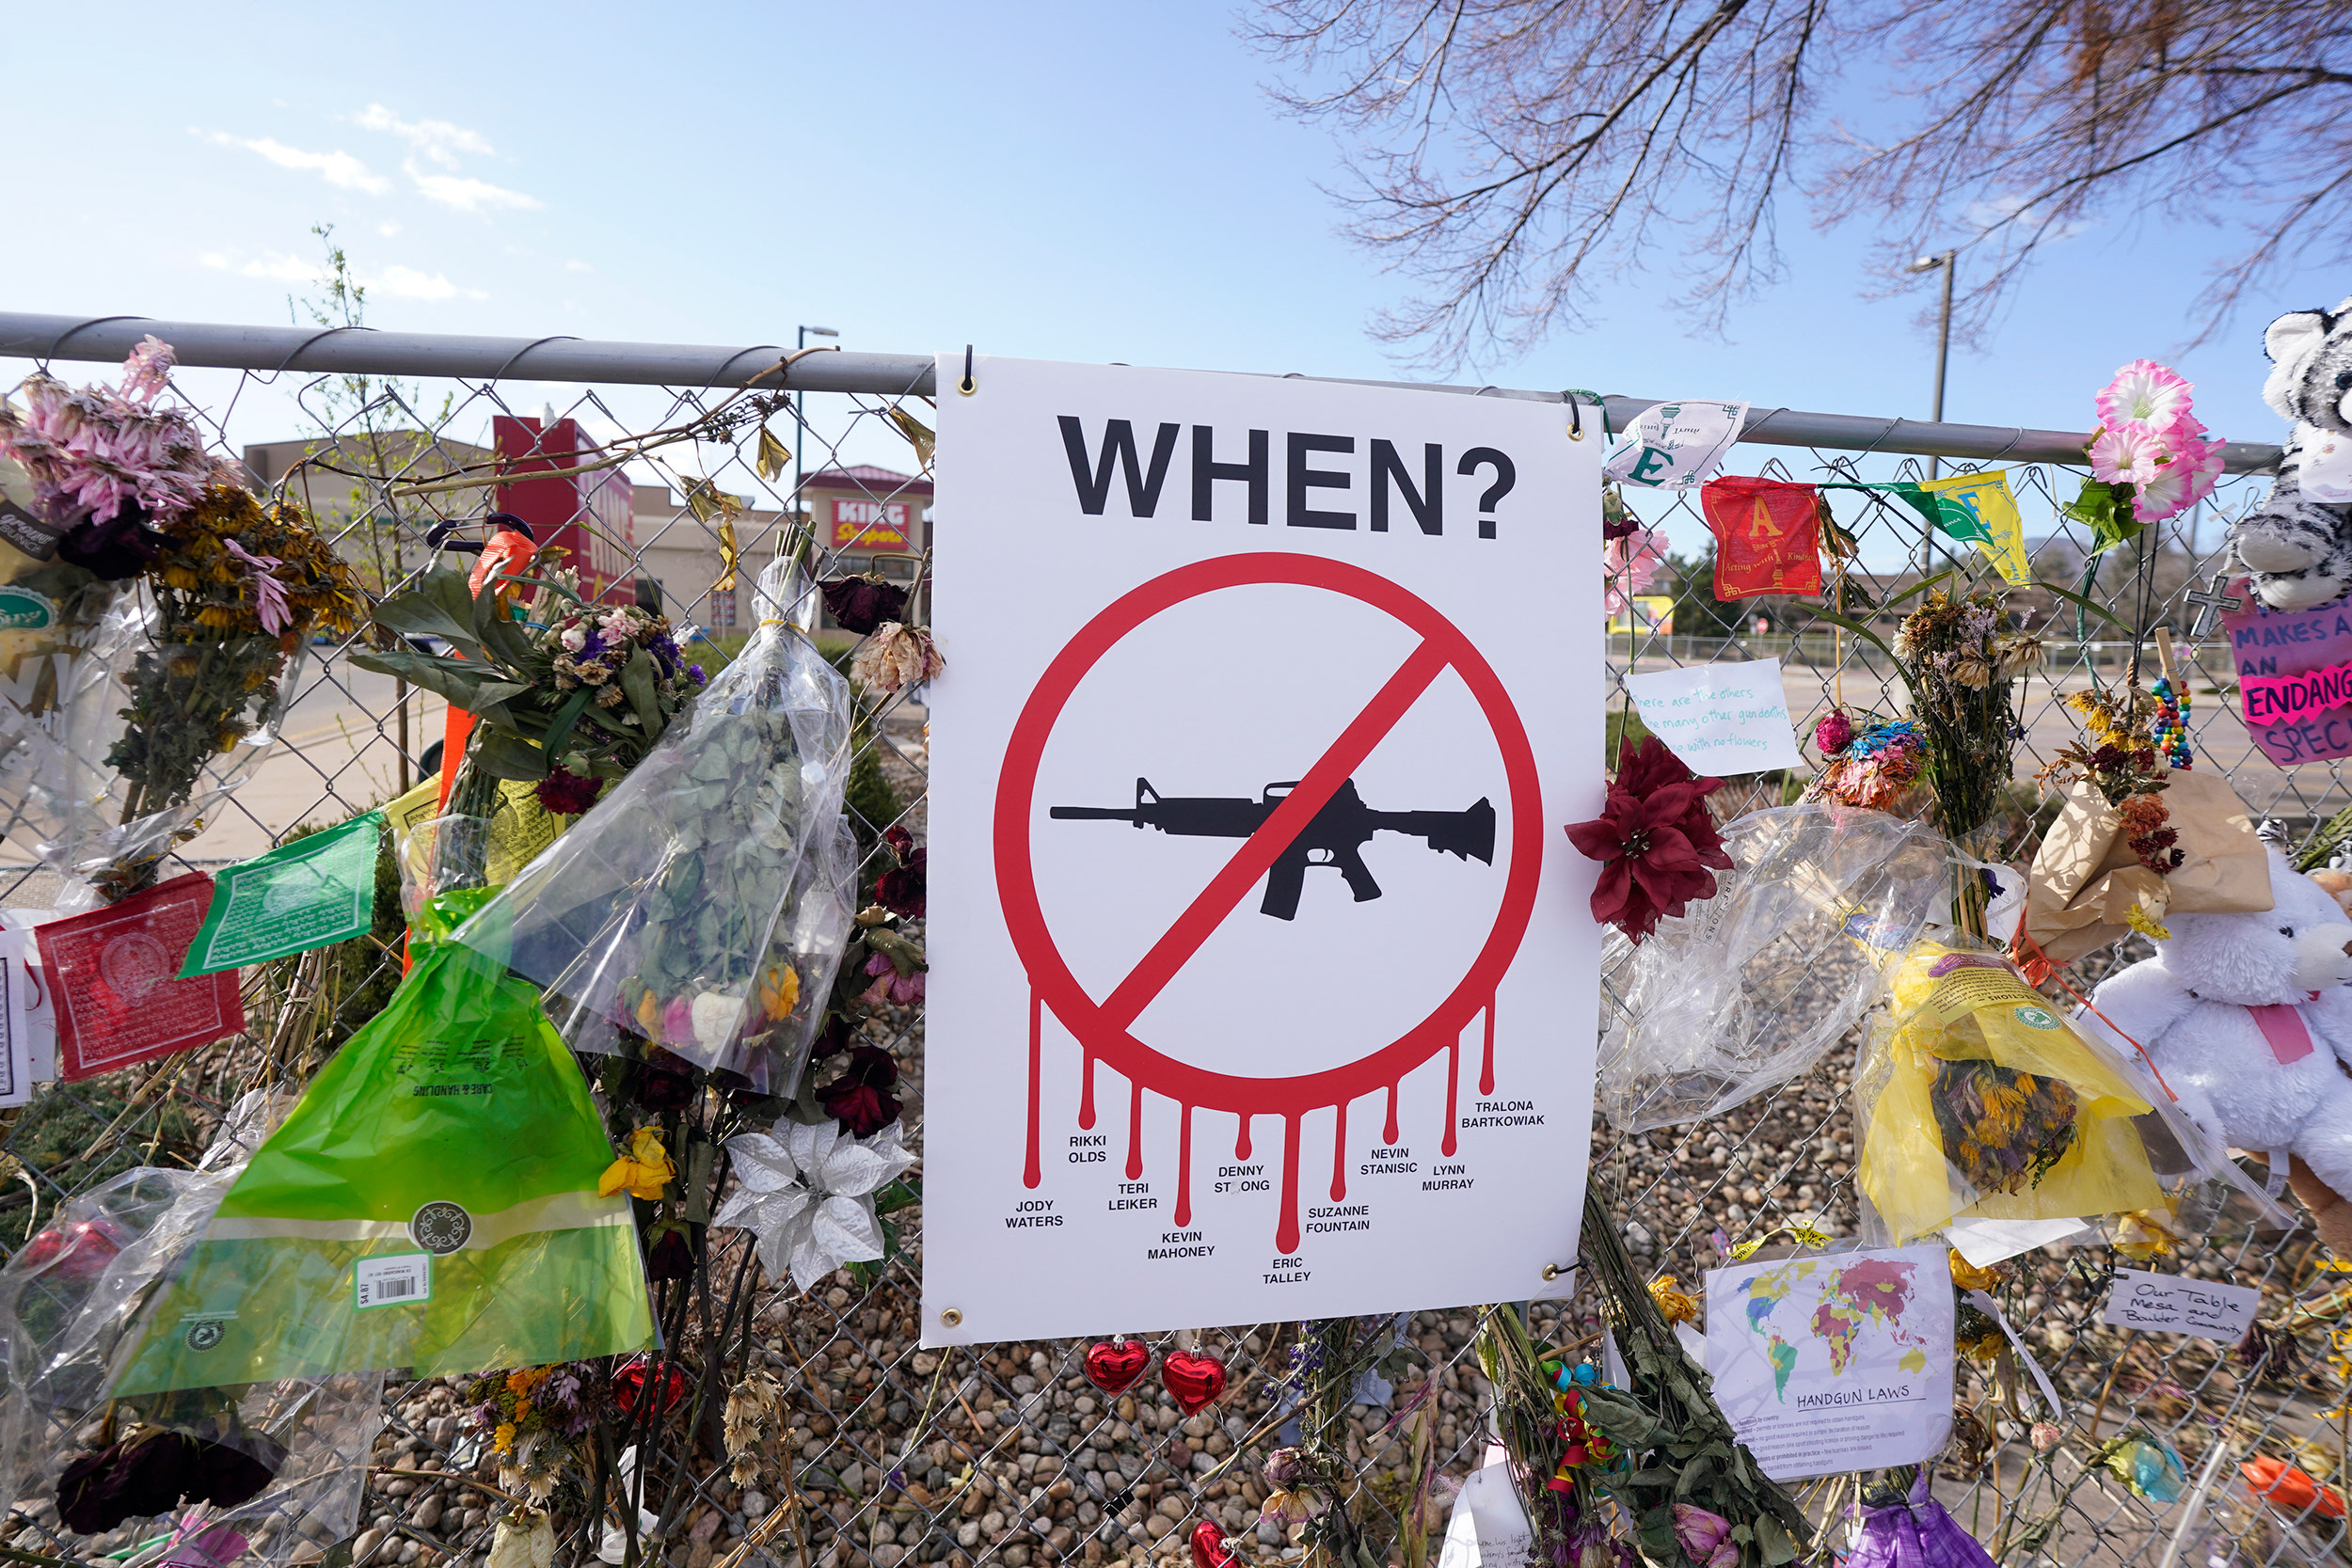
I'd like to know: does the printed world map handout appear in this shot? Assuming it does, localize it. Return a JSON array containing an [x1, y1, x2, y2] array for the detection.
[[1704, 1243, 1955, 1481]]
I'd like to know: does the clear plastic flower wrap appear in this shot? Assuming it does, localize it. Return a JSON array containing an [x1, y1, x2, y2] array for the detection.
[[0, 1163, 387, 1566], [454, 559, 853, 1077], [728, 816, 860, 1098], [1852, 935, 2285, 1246], [1598, 804, 1958, 1131], [0, 578, 146, 877]]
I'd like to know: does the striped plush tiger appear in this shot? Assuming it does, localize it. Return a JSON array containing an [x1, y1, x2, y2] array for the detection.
[[2233, 296, 2352, 610]]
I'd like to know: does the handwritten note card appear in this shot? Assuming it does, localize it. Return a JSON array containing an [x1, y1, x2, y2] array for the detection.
[[1624, 657, 1804, 775], [2100, 1268, 2261, 1340]]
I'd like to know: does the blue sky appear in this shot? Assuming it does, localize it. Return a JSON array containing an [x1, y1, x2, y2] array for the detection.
[[3, 1, 2341, 495]]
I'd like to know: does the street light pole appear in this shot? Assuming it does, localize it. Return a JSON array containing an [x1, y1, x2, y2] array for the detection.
[[794, 325, 838, 563], [1908, 249, 1958, 478]]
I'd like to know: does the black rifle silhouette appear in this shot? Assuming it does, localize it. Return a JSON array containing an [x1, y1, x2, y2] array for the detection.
[[1051, 778, 1496, 920]]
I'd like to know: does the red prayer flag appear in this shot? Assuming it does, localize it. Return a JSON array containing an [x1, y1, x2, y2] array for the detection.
[[36, 873, 245, 1082], [1699, 477, 1824, 598]]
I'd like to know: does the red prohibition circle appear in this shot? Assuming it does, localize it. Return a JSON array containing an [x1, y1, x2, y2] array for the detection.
[[993, 551, 1545, 1119]]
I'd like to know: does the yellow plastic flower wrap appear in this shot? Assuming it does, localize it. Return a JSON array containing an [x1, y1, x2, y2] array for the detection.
[[1856, 939, 2169, 1243]]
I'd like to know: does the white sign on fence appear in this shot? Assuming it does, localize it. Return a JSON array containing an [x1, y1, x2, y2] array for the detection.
[[2101, 1268, 2262, 1340], [923, 356, 1603, 1344], [1622, 657, 1804, 775]]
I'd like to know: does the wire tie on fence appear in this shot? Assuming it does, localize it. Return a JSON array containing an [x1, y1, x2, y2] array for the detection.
[[959, 344, 977, 396], [485, 335, 580, 385], [268, 324, 379, 377], [40, 314, 151, 364]]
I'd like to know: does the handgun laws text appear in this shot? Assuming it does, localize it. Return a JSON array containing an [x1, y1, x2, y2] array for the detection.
[[923, 355, 1605, 1343]]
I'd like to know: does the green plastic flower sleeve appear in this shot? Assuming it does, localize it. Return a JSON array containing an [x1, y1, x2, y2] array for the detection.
[[106, 916, 653, 1395]]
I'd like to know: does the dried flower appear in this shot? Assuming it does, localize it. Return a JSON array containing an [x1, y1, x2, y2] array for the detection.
[[875, 824, 927, 918], [598, 1127, 675, 1201], [861, 949, 927, 1007], [1670, 1504, 1732, 1565], [1813, 709, 1853, 755], [1647, 1275, 1700, 1324], [723, 1371, 785, 1487], [644, 1225, 696, 1282], [1563, 736, 1731, 942], [850, 623, 945, 695], [820, 575, 910, 636], [2030, 1422, 2062, 1454], [820, 1044, 903, 1136], [534, 765, 603, 816], [1930, 1057, 2079, 1195]]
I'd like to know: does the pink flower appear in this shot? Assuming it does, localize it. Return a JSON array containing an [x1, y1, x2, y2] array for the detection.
[[1670, 1505, 1732, 1565], [2096, 359, 2196, 435], [119, 336, 175, 404], [223, 538, 291, 634], [660, 995, 695, 1045], [1603, 526, 1667, 615], [860, 951, 926, 1006], [2088, 421, 2169, 485], [1812, 709, 1853, 755], [2131, 432, 2225, 523]]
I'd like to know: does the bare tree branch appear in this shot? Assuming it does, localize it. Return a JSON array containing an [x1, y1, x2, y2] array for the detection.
[[1246, 0, 2352, 369]]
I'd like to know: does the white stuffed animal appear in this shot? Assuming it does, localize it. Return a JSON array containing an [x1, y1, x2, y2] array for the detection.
[[2084, 847, 2352, 1252], [2232, 296, 2352, 610]]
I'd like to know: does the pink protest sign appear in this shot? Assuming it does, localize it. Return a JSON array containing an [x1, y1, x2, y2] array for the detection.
[[2223, 576, 2352, 766]]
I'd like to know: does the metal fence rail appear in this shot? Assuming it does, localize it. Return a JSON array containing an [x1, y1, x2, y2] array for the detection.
[[0, 318, 2340, 1568]]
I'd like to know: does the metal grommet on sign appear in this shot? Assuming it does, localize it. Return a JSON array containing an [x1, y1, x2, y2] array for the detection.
[[958, 344, 977, 396], [941, 1307, 964, 1327], [1541, 1261, 1572, 1281], [1567, 400, 1584, 441]]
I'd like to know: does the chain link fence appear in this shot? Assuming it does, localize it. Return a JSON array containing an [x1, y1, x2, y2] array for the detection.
[[0, 324, 2340, 1568]]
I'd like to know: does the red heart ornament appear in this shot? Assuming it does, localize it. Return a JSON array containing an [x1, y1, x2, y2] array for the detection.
[[1161, 1349, 1228, 1414], [1084, 1338, 1152, 1395], [1190, 1521, 1235, 1568]]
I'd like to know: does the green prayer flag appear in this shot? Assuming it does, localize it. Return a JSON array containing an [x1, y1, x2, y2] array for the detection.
[[178, 810, 385, 978], [1889, 483, 1994, 546]]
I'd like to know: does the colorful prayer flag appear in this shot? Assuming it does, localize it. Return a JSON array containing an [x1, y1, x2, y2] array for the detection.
[[1699, 478, 1825, 597]]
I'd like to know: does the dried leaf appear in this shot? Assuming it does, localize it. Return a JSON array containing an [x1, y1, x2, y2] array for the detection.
[[888, 405, 935, 470], [755, 423, 792, 483], [713, 514, 739, 594]]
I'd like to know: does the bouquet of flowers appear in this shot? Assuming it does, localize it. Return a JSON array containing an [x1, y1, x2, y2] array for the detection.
[[1805, 714, 1926, 814], [452, 561, 853, 1081], [1890, 590, 2039, 844], [0, 341, 359, 898], [2069, 360, 2225, 546], [1575, 1188, 1811, 1567], [458, 1362, 601, 1502], [351, 560, 704, 878], [80, 484, 364, 895], [1849, 938, 2245, 1244]]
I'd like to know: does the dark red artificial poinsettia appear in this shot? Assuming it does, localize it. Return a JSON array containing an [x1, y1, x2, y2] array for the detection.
[[1562, 736, 1732, 942]]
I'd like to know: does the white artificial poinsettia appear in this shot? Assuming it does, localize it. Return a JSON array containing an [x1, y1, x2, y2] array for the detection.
[[713, 1119, 915, 1291]]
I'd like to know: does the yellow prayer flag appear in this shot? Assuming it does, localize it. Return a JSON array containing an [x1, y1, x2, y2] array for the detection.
[[1921, 470, 2032, 585]]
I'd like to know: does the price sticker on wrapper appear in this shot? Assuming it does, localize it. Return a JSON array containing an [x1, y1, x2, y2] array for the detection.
[[355, 1254, 432, 1310]]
